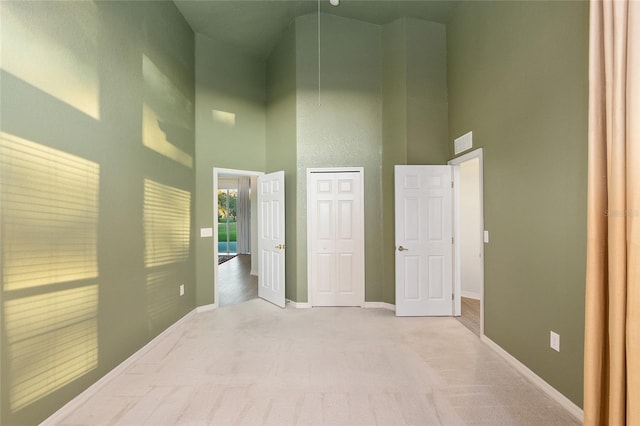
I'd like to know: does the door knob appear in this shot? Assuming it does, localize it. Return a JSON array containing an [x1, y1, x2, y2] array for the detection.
[[398, 245, 408, 251], [275, 244, 286, 249]]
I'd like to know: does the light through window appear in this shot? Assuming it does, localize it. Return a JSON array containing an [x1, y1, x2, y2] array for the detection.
[[142, 55, 193, 168], [0, 132, 99, 412], [0, 1, 100, 119], [143, 179, 191, 268], [143, 179, 191, 332]]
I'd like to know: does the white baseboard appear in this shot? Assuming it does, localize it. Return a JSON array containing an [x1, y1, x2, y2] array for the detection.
[[460, 291, 481, 300], [41, 308, 198, 426], [196, 303, 217, 313], [284, 301, 396, 310], [481, 335, 583, 422], [286, 300, 311, 308], [362, 302, 396, 311]]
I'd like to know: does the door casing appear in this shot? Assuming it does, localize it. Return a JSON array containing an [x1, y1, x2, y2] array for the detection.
[[306, 167, 365, 307], [449, 148, 485, 335], [213, 167, 263, 307]]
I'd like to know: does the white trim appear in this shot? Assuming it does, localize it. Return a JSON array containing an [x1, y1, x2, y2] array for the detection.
[[362, 302, 395, 311], [286, 299, 312, 308], [460, 291, 481, 300], [450, 163, 462, 317], [481, 335, 584, 422], [213, 168, 264, 307], [196, 303, 217, 313], [448, 148, 485, 336], [306, 167, 365, 307], [41, 309, 198, 426]]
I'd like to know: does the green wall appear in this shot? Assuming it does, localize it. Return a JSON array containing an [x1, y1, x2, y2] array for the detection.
[[381, 19, 408, 303], [191, 13, 449, 306], [294, 13, 384, 302], [0, 2, 590, 422], [258, 13, 450, 304], [194, 34, 266, 306], [380, 18, 449, 303], [265, 26, 299, 301], [0, 1, 195, 424], [447, 0, 588, 406], [405, 18, 449, 164]]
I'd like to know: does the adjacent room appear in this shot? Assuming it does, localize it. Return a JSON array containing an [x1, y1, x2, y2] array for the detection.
[[2, 0, 637, 425], [215, 171, 260, 307]]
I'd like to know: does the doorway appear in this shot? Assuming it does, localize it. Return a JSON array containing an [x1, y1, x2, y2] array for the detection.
[[213, 168, 262, 307], [449, 148, 485, 336]]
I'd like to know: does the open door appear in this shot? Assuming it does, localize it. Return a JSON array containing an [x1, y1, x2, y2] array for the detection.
[[257, 171, 286, 308], [395, 165, 453, 316]]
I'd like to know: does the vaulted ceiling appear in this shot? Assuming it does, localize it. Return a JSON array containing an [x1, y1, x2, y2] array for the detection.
[[174, 0, 459, 59]]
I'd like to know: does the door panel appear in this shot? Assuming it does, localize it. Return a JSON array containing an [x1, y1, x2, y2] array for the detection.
[[338, 253, 354, 292], [257, 171, 285, 308], [308, 170, 364, 306], [428, 255, 444, 298], [395, 165, 453, 316], [403, 255, 421, 300]]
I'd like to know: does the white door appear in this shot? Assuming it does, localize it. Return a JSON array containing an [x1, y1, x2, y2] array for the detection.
[[308, 169, 364, 306], [257, 171, 285, 308], [395, 165, 453, 316]]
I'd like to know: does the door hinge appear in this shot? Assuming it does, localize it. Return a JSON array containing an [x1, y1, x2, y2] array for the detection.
[[451, 181, 454, 188], [451, 237, 454, 244], [452, 293, 454, 300]]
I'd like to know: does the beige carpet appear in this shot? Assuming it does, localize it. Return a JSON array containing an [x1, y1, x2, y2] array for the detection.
[[54, 300, 579, 425]]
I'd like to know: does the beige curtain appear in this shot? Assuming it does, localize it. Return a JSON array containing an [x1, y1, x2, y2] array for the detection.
[[236, 176, 251, 254], [584, 0, 639, 424]]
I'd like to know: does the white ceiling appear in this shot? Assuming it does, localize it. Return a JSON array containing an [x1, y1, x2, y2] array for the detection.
[[174, 0, 459, 59]]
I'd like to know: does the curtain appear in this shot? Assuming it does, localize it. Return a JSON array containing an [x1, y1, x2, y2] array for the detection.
[[584, 0, 639, 424], [236, 177, 251, 254]]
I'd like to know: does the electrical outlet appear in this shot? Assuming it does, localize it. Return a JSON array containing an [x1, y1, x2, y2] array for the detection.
[[550, 331, 560, 352], [179, 284, 185, 296]]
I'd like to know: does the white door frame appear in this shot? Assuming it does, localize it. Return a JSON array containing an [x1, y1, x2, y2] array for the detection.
[[213, 167, 264, 307], [306, 167, 365, 307], [448, 148, 485, 336]]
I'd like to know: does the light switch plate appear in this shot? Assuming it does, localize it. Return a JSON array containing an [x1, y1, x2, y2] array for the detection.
[[200, 227, 213, 238], [483, 230, 489, 243], [550, 331, 560, 352]]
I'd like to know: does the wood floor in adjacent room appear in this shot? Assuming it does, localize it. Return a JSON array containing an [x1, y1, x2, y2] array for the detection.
[[457, 297, 481, 336], [51, 299, 580, 425], [218, 254, 257, 307]]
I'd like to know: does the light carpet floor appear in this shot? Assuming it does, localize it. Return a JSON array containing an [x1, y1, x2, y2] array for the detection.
[[55, 299, 580, 425]]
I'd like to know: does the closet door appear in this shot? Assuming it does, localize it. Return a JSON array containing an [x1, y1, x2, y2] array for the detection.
[[308, 169, 364, 306]]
